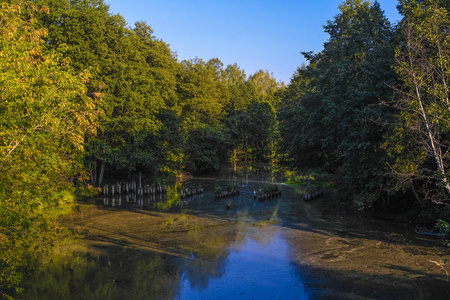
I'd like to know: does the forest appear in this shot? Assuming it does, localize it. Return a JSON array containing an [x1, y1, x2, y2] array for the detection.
[[1, 0, 450, 297]]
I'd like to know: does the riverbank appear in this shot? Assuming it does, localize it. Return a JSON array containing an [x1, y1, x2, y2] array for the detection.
[[286, 197, 450, 299]]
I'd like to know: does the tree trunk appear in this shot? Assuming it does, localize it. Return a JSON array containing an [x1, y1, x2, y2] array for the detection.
[[91, 161, 97, 185], [408, 48, 450, 197], [98, 162, 105, 187], [233, 148, 237, 171]]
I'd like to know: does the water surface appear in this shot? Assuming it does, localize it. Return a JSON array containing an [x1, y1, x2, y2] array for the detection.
[[21, 170, 450, 299], [176, 227, 308, 300]]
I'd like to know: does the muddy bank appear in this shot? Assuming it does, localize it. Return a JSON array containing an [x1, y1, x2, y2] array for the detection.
[[285, 198, 450, 299]]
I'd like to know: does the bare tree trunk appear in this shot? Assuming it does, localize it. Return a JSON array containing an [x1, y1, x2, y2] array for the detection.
[[245, 136, 248, 164], [98, 162, 105, 187], [91, 161, 97, 185], [406, 29, 450, 197]]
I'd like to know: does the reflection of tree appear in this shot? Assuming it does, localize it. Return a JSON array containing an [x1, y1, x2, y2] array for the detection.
[[248, 226, 279, 247], [179, 221, 242, 291], [22, 246, 182, 300], [181, 254, 229, 291], [156, 183, 181, 211], [180, 226, 282, 292]]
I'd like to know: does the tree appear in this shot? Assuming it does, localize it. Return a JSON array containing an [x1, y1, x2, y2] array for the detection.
[[279, 0, 397, 205], [34, 0, 181, 181], [223, 63, 249, 110], [388, 0, 450, 205], [177, 58, 227, 129], [248, 69, 283, 109], [0, 1, 98, 296], [184, 127, 231, 174]]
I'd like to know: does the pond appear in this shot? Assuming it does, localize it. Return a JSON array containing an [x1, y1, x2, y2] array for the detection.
[[21, 167, 450, 299]]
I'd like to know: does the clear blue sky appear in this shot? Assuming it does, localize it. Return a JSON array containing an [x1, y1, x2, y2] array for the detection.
[[104, 0, 401, 84]]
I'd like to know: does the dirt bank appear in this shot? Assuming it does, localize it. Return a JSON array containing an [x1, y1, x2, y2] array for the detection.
[[285, 199, 450, 299]]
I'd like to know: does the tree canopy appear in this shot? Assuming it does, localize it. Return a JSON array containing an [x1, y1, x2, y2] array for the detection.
[[279, 0, 397, 205], [0, 1, 98, 295]]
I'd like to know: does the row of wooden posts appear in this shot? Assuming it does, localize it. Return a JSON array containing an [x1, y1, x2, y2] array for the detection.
[[303, 189, 324, 201], [256, 189, 282, 201], [180, 186, 204, 198], [102, 182, 204, 198], [103, 194, 167, 207], [103, 182, 168, 196]]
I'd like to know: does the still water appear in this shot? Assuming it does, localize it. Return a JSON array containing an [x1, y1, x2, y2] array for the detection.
[[176, 227, 308, 300], [21, 168, 450, 299]]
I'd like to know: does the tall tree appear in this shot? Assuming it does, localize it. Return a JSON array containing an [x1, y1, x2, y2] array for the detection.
[[223, 63, 249, 111], [34, 0, 181, 181], [279, 0, 397, 205], [0, 1, 98, 295], [248, 69, 282, 109], [388, 0, 450, 205]]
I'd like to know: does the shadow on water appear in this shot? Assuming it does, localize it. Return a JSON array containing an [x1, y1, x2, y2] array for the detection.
[[20, 163, 450, 299]]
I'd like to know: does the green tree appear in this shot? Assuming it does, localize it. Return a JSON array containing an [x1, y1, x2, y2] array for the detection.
[[278, 65, 326, 167], [0, 1, 98, 296], [177, 58, 227, 129], [184, 127, 231, 174], [387, 0, 450, 205], [279, 0, 397, 205], [248, 69, 283, 109], [34, 0, 181, 181], [95, 21, 179, 180], [223, 63, 249, 111]]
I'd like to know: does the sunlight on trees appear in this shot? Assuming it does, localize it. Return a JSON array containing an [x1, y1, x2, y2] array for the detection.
[[0, 1, 99, 296], [387, 0, 450, 205], [3, 0, 450, 297]]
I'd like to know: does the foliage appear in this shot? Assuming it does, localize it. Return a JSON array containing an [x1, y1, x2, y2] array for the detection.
[[436, 219, 450, 247], [184, 127, 231, 174], [33, 0, 181, 181], [177, 58, 227, 130], [279, 0, 397, 206], [387, 0, 450, 206], [0, 1, 98, 296]]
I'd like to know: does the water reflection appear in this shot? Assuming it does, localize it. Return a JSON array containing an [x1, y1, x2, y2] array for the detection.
[[177, 227, 308, 300], [23, 246, 182, 300], [21, 164, 311, 299]]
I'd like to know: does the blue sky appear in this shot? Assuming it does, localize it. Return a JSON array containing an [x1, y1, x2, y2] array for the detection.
[[104, 0, 401, 84]]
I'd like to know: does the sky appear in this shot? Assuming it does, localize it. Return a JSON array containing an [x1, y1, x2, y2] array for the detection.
[[104, 0, 402, 84]]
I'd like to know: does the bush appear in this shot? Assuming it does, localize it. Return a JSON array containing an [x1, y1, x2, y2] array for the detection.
[[436, 219, 450, 247]]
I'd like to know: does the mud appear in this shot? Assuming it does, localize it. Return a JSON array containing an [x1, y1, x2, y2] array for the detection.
[[285, 200, 450, 299]]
